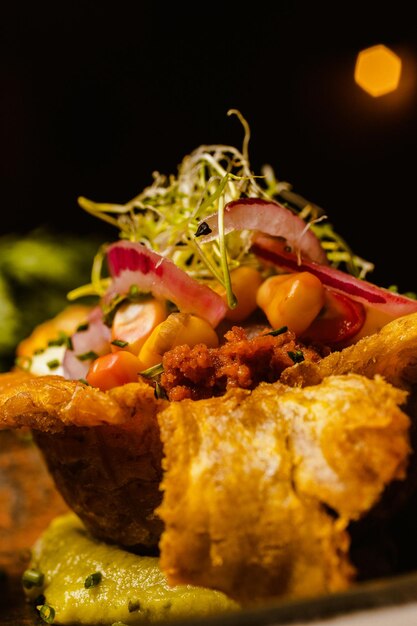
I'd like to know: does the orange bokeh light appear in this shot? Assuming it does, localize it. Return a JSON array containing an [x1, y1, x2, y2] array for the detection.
[[354, 45, 402, 97]]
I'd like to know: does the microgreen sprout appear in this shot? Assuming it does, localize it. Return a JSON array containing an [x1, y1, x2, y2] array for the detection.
[[69, 110, 373, 306]]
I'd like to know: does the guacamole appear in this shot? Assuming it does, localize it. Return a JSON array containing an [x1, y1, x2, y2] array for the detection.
[[25, 514, 239, 624]]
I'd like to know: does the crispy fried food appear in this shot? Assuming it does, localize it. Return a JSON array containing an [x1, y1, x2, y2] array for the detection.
[[157, 374, 409, 604], [0, 375, 163, 431], [0, 374, 166, 548], [281, 312, 417, 390]]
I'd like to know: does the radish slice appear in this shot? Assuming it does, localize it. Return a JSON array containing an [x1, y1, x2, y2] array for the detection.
[[106, 241, 227, 328], [63, 307, 111, 380], [195, 197, 328, 265], [252, 235, 417, 317]]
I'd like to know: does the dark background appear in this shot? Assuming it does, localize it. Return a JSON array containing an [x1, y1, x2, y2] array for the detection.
[[1, 3, 416, 290]]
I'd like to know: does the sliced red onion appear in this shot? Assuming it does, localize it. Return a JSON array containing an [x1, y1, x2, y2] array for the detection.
[[195, 197, 328, 265], [106, 241, 228, 327], [62, 307, 111, 380], [252, 235, 417, 317]]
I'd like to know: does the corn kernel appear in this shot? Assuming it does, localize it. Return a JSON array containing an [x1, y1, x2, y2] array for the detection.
[[258, 272, 325, 336], [219, 267, 264, 322], [139, 313, 219, 369]]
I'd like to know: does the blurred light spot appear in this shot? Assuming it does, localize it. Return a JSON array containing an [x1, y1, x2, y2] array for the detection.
[[354, 45, 402, 97]]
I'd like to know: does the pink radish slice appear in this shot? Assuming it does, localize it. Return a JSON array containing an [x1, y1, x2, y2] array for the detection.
[[106, 241, 227, 327], [195, 197, 328, 265], [63, 307, 111, 380]]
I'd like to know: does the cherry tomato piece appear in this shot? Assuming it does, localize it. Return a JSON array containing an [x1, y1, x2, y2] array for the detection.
[[301, 289, 365, 347], [86, 351, 143, 391]]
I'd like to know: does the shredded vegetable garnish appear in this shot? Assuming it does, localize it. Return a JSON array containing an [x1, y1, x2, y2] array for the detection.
[[70, 110, 373, 302], [37, 604, 55, 624], [84, 572, 102, 589], [140, 363, 164, 378], [22, 569, 44, 590]]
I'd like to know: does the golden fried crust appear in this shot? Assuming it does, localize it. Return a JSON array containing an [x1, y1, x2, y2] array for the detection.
[[157, 374, 410, 604], [281, 312, 417, 390], [0, 374, 162, 431], [0, 373, 167, 548]]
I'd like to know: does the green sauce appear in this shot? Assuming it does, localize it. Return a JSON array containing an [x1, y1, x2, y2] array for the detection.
[[25, 514, 239, 624]]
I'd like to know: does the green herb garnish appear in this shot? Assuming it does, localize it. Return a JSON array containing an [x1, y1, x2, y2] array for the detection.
[[76, 323, 89, 332], [78, 378, 90, 386], [140, 363, 164, 378], [265, 326, 288, 337], [288, 350, 305, 363], [76, 351, 99, 362], [37, 604, 55, 624], [46, 359, 60, 370], [154, 381, 168, 399], [84, 572, 102, 589], [22, 568, 44, 589], [68, 110, 374, 312], [111, 339, 129, 348]]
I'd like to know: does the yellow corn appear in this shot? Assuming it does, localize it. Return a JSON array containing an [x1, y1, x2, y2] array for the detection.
[[138, 312, 219, 369], [257, 272, 325, 336], [224, 266, 264, 322], [111, 299, 167, 355], [213, 266, 264, 322], [256, 274, 293, 311]]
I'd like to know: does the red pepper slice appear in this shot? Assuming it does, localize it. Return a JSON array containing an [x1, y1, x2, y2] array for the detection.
[[301, 289, 366, 347]]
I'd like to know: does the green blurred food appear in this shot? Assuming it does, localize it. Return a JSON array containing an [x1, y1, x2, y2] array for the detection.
[[24, 513, 238, 624], [0, 229, 103, 372]]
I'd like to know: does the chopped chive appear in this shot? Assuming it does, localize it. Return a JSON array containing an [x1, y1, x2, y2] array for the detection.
[[287, 349, 305, 363], [34, 348, 45, 355], [194, 221, 212, 237], [76, 351, 99, 362], [154, 382, 168, 400], [47, 339, 62, 347], [102, 294, 127, 326], [22, 568, 44, 589], [78, 378, 90, 386], [84, 571, 102, 589], [46, 359, 60, 370], [66, 336, 74, 350], [37, 604, 55, 624], [111, 339, 129, 348], [140, 363, 164, 378], [128, 600, 141, 613], [47, 332, 68, 347], [265, 326, 288, 337], [76, 323, 89, 332]]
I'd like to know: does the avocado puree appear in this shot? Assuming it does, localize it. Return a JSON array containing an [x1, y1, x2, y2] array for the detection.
[[26, 513, 239, 624]]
